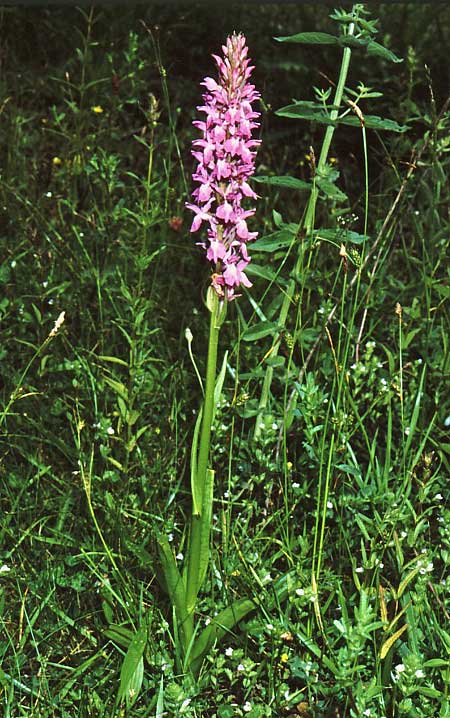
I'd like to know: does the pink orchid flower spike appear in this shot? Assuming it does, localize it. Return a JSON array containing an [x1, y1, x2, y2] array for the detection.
[[187, 33, 261, 300]]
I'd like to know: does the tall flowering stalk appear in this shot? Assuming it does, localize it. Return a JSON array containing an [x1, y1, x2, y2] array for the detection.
[[157, 34, 261, 675], [187, 32, 261, 299]]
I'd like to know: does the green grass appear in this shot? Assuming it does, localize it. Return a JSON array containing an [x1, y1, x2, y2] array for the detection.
[[1, 4, 450, 717]]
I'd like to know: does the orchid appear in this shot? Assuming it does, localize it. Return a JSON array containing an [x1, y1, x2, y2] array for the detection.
[[188, 33, 261, 299]]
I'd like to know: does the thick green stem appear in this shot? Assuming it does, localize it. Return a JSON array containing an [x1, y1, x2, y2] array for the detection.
[[253, 13, 357, 441], [184, 289, 222, 639]]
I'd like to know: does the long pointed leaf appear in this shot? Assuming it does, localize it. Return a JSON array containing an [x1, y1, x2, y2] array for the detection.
[[190, 407, 203, 515], [197, 469, 214, 592], [156, 531, 188, 646], [118, 624, 147, 705], [189, 598, 257, 675]]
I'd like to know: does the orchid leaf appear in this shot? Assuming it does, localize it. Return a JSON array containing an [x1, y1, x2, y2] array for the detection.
[[189, 598, 258, 675], [118, 623, 147, 705]]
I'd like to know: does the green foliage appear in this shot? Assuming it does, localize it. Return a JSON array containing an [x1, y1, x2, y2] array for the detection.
[[0, 3, 449, 717]]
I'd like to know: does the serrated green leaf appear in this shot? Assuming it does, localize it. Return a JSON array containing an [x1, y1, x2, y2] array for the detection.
[[316, 178, 347, 202], [275, 31, 338, 45], [118, 624, 147, 705], [276, 104, 337, 126], [338, 114, 408, 132], [314, 228, 369, 245], [337, 35, 369, 49], [245, 262, 279, 283], [251, 229, 297, 253], [242, 321, 280, 342], [276, 103, 408, 132], [253, 175, 311, 190], [367, 40, 403, 63]]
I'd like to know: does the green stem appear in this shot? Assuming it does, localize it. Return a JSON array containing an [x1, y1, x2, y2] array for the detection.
[[253, 11, 357, 441], [184, 289, 222, 637]]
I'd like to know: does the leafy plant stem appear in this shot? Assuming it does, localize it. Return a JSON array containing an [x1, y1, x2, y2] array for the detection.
[[253, 9, 357, 440]]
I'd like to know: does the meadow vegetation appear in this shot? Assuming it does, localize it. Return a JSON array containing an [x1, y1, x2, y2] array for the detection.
[[0, 4, 449, 717]]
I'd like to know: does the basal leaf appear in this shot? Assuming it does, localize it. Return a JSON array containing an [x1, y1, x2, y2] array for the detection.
[[118, 624, 147, 705], [189, 598, 257, 675]]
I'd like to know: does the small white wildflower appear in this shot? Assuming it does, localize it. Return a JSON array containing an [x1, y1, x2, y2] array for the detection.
[[176, 553, 183, 561], [284, 689, 290, 701], [0, 565, 11, 573], [223, 491, 229, 499], [271, 422, 278, 431], [426, 562, 434, 572], [363, 710, 371, 717], [355, 566, 364, 574], [296, 587, 305, 596], [444, 415, 450, 428], [404, 426, 410, 436], [167, 533, 174, 543], [434, 493, 443, 501], [237, 663, 245, 672], [326, 500, 333, 510], [42, 280, 48, 288], [79, 232, 84, 238], [180, 698, 191, 712], [400, 530, 407, 538], [204, 617, 211, 626], [10, 260, 17, 268], [48, 298, 54, 305], [415, 668, 425, 678], [243, 701, 252, 713], [395, 663, 406, 674], [417, 357, 423, 364], [262, 572, 272, 584], [45, 191, 52, 198], [318, 306, 325, 315], [292, 482, 300, 488], [266, 623, 274, 631], [225, 647, 233, 657], [379, 562, 384, 569], [107, 426, 115, 435]]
